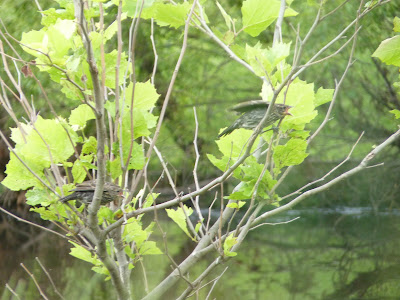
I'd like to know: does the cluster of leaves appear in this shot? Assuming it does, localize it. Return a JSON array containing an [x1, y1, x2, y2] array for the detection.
[[2, 0, 165, 272], [70, 193, 162, 277], [0, 0, 339, 281], [373, 16, 400, 121], [208, 55, 333, 204]]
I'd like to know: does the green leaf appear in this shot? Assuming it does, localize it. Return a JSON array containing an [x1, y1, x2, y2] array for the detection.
[[98, 207, 114, 225], [91, 265, 110, 276], [143, 192, 159, 208], [129, 142, 145, 170], [216, 1, 233, 30], [227, 156, 277, 200], [394, 17, 400, 33], [108, 141, 145, 179], [372, 36, 400, 67], [207, 154, 241, 179], [103, 50, 129, 88], [124, 219, 148, 245], [115, 82, 159, 143], [71, 160, 86, 183], [273, 80, 318, 131], [222, 31, 235, 45], [69, 104, 96, 129], [195, 222, 202, 233], [138, 241, 163, 255], [230, 44, 246, 59], [241, 0, 298, 37], [166, 205, 194, 240], [2, 117, 77, 191], [215, 129, 260, 158], [227, 201, 246, 209], [273, 138, 309, 172], [390, 109, 400, 119], [30, 206, 60, 221], [245, 42, 290, 76], [122, 0, 156, 18], [121, 108, 158, 139], [125, 81, 161, 110], [289, 130, 310, 139], [142, 2, 191, 28], [26, 188, 52, 206], [223, 234, 238, 257], [314, 87, 334, 107], [1, 152, 46, 190], [82, 137, 97, 155], [69, 241, 98, 264], [21, 19, 76, 65], [41, 7, 75, 27], [123, 141, 145, 170], [107, 158, 123, 180]]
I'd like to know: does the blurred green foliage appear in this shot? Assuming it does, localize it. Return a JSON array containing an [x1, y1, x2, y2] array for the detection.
[[1, 0, 399, 208]]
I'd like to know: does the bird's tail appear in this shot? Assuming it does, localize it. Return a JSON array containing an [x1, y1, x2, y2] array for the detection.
[[218, 126, 235, 138], [59, 194, 75, 203]]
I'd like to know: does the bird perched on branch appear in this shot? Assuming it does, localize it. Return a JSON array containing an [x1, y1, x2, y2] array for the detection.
[[218, 100, 292, 138], [59, 180, 123, 205]]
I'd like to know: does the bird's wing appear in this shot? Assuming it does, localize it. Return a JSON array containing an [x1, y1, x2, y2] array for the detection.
[[230, 100, 270, 113], [70, 181, 96, 192], [70, 181, 122, 192]]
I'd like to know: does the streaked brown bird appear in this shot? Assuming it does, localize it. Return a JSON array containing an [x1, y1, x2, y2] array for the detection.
[[218, 100, 292, 138], [59, 180, 123, 205]]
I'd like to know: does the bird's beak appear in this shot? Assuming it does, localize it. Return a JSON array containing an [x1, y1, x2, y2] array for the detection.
[[284, 106, 293, 116]]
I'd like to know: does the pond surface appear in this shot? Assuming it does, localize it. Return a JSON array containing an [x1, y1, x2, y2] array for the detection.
[[2, 207, 400, 299], [205, 207, 400, 300]]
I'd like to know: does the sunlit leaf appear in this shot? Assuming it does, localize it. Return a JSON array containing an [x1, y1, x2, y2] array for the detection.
[[166, 205, 194, 239], [242, 0, 297, 37], [372, 36, 400, 67], [273, 138, 309, 172], [223, 234, 238, 257]]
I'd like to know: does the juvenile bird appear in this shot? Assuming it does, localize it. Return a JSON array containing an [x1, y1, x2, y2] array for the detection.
[[218, 100, 292, 138], [59, 180, 123, 205]]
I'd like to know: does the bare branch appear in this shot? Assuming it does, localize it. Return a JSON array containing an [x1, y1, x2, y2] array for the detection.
[[0, 207, 70, 240], [20, 263, 49, 300], [35, 257, 65, 300], [254, 128, 400, 225]]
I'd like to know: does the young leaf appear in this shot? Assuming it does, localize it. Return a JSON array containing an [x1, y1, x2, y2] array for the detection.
[[138, 241, 163, 255], [141, 2, 191, 29], [389, 109, 400, 119], [216, 1, 233, 30], [166, 205, 194, 240], [314, 87, 334, 107], [372, 36, 400, 67], [245, 42, 290, 76], [103, 50, 129, 89], [26, 188, 52, 206], [394, 17, 400, 33], [241, 0, 297, 37], [223, 234, 238, 257], [21, 19, 76, 65], [69, 104, 96, 129], [69, 241, 98, 264], [124, 219, 149, 246], [125, 81, 160, 110], [274, 80, 318, 131], [2, 117, 77, 190], [273, 138, 309, 172]]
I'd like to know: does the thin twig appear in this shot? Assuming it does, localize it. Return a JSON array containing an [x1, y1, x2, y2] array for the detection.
[[35, 257, 66, 300], [254, 128, 400, 225], [20, 263, 49, 300], [250, 216, 300, 231], [5, 284, 21, 300]]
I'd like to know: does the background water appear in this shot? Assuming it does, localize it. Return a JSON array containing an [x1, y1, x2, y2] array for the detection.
[[2, 207, 400, 299]]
